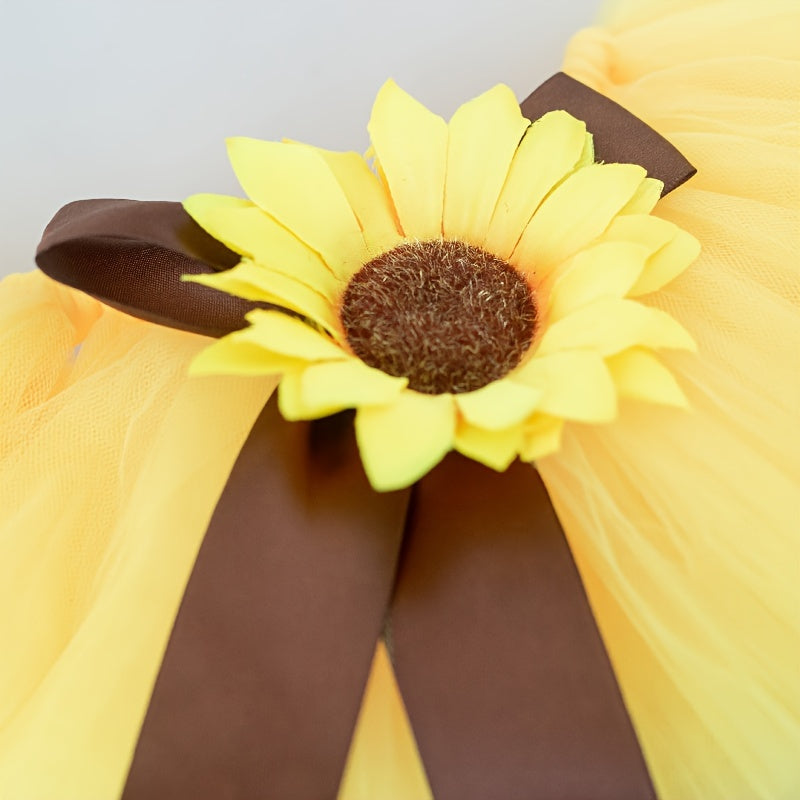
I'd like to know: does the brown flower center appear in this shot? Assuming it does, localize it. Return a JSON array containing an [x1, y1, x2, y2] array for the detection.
[[340, 240, 536, 394]]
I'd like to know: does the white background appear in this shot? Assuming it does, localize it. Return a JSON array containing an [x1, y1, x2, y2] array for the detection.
[[0, 0, 601, 279]]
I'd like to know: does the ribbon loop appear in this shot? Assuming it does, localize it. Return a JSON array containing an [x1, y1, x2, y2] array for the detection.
[[36, 199, 262, 337]]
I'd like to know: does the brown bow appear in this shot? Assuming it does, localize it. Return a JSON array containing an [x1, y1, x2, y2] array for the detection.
[[37, 73, 694, 799]]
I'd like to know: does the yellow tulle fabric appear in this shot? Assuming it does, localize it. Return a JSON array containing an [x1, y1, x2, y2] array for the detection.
[[0, 1, 798, 798], [548, 2, 800, 797], [0, 274, 274, 798]]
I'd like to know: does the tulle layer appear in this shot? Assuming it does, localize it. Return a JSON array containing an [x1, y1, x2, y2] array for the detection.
[[0, 272, 273, 797], [0, 271, 430, 799], [549, 2, 800, 797], [0, 1, 797, 798]]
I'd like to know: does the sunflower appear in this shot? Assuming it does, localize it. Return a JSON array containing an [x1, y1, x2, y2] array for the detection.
[[185, 81, 699, 491]]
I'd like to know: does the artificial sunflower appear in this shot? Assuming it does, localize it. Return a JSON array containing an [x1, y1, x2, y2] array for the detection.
[[186, 80, 699, 491]]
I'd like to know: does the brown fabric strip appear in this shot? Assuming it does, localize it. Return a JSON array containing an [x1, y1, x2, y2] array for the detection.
[[522, 72, 696, 195], [35, 199, 266, 338], [389, 453, 656, 800], [122, 399, 410, 800]]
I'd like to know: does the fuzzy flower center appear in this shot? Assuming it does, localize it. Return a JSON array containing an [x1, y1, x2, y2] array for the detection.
[[340, 240, 537, 394]]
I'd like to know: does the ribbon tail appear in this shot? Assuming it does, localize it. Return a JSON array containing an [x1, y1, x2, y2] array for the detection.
[[388, 453, 657, 800], [122, 397, 410, 800]]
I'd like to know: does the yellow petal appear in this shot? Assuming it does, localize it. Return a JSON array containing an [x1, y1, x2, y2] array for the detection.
[[600, 213, 672, 251], [455, 379, 542, 431], [442, 85, 529, 245], [535, 298, 697, 357], [618, 177, 664, 215], [513, 350, 617, 422], [189, 335, 305, 377], [547, 242, 648, 320], [278, 366, 403, 422], [355, 391, 455, 492], [242, 309, 347, 362], [511, 163, 648, 280], [633, 228, 700, 296], [186, 261, 340, 333], [183, 194, 340, 297], [631, 229, 699, 296], [367, 80, 448, 240], [299, 359, 408, 417], [454, 422, 521, 472], [607, 347, 690, 408], [276, 370, 311, 421], [596, 214, 700, 296], [226, 138, 368, 279], [310, 148, 403, 256], [484, 111, 588, 260], [577, 131, 595, 168], [520, 414, 564, 461]]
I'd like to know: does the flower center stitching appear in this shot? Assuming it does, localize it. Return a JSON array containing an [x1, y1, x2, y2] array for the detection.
[[340, 240, 537, 394]]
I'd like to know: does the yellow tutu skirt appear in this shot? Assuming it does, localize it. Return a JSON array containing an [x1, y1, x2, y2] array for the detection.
[[1, 1, 798, 798]]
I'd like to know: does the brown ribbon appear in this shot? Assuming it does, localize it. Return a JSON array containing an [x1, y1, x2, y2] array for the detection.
[[34, 74, 684, 798], [36, 198, 264, 338], [391, 455, 654, 799], [122, 402, 410, 799], [521, 73, 696, 195]]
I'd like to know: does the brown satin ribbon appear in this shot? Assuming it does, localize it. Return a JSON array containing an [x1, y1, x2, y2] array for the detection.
[[122, 402, 410, 799], [33, 74, 686, 798], [521, 73, 696, 195], [36, 198, 264, 338], [391, 454, 655, 800]]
